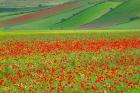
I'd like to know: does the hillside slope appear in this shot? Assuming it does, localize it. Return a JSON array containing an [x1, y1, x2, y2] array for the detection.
[[50, 1, 121, 29], [0, 0, 106, 29], [82, 0, 140, 29], [11, 1, 114, 29], [105, 19, 140, 29], [0, 0, 74, 8], [0, 0, 139, 30], [0, 2, 80, 27]]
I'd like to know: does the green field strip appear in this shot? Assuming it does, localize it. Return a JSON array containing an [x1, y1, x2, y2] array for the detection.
[[104, 19, 140, 29], [0, 30, 139, 35], [0, 30, 140, 42], [0, 12, 34, 21], [0, 7, 44, 21], [0, 12, 17, 16], [49, 1, 121, 29], [10, 7, 85, 28], [0, 0, 73, 8], [10, 2, 92, 29], [87, 0, 140, 28]]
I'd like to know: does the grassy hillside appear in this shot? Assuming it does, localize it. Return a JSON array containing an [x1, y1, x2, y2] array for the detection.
[[10, 2, 89, 29], [105, 19, 140, 29], [85, 0, 140, 29], [0, 2, 81, 28], [1, 0, 106, 29], [9, 1, 121, 29], [50, 1, 121, 29], [0, 0, 139, 30], [0, 12, 33, 21], [0, 0, 74, 8]]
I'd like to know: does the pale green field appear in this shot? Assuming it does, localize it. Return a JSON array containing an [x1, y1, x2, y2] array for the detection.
[[0, 30, 140, 35], [0, 30, 140, 41]]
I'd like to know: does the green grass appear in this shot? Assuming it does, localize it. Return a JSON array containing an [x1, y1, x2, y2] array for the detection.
[[0, 0, 139, 29], [0, 7, 47, 22], [105, 19, 140, 29], [0, 0, 73, 8], [0, 14, 24, 21], [50, 1, 121, 29], [0, 12, 33, 21], [0, 30, 140, 35], [10, 2, 90, 29], [0, 30, 140, 41], [8, 1, 121, 29], [0, 12, 17, 16], [87, 0, 140, 28]]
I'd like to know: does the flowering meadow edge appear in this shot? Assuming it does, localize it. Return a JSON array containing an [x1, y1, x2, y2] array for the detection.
[[0, 30, 140, 35]]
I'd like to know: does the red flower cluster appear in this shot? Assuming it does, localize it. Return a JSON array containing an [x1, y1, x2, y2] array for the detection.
[[0, 38, 139, 92]]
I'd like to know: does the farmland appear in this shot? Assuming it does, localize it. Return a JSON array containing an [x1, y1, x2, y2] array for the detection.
[[0, 30, 140, 93], [0, 0, 140, 93], [0, 0, 139, 29], [84, 0, 140, 29], [50, 1, 121, 29]]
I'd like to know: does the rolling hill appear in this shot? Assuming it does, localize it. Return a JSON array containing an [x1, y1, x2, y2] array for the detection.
[[10, 0, 107, 29], [104, 19, 140, 29], [0, 0, 139, 30], [0, 0, 74, 8], [82, 0, 140, 29], [50, 1, 122, 29]]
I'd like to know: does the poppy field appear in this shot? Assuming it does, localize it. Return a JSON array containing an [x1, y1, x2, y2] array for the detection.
[[0, 30, 140, 93]]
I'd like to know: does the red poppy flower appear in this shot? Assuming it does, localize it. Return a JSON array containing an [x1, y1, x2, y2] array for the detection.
[[36, 70, 42, 75], [0, 79, 4, 85]]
